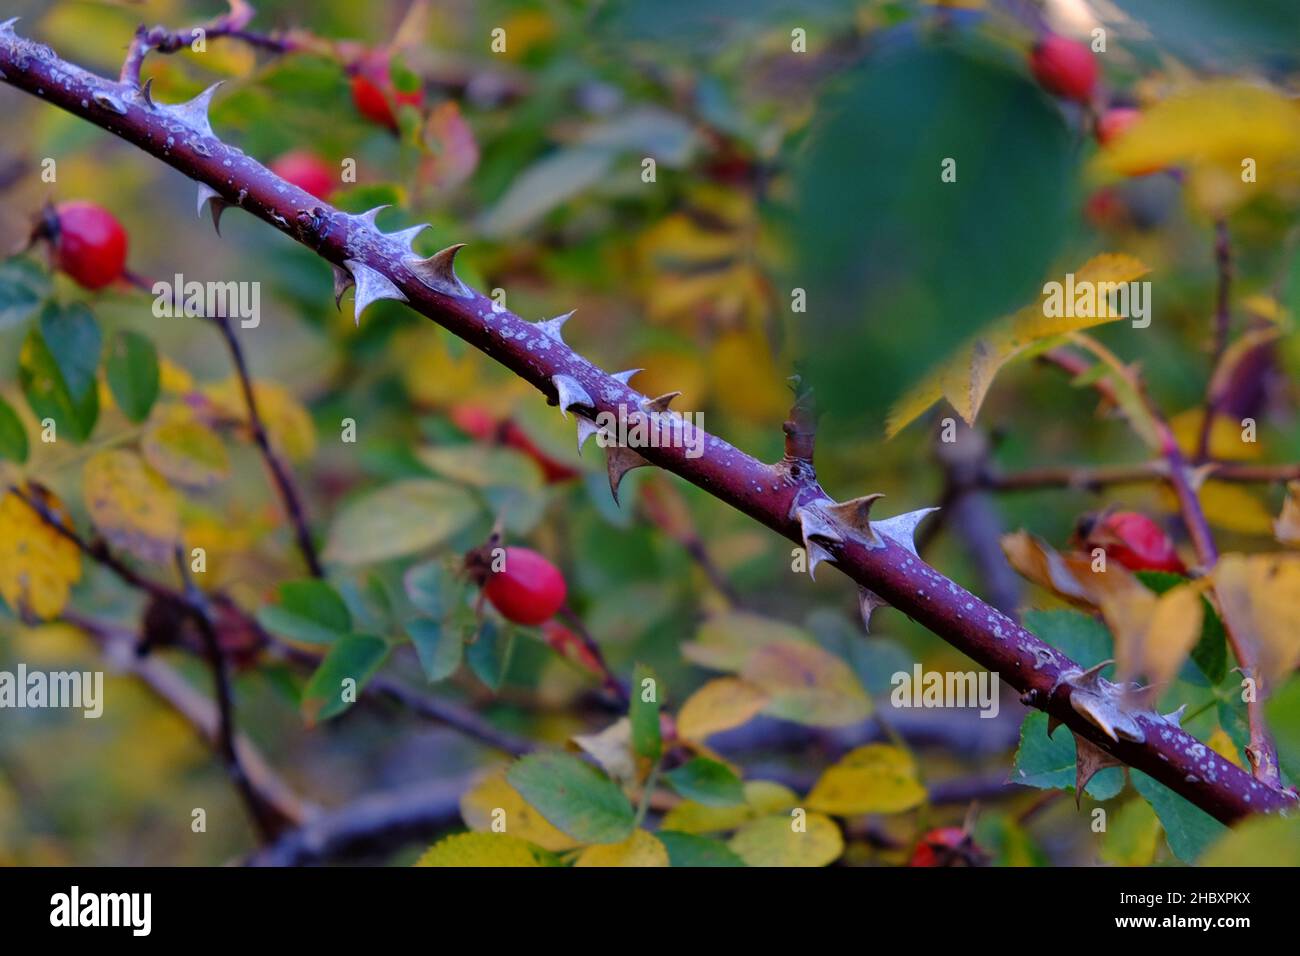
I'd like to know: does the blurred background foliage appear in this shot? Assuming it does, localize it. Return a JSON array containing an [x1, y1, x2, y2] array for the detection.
[[0, 0, 1298, 866]]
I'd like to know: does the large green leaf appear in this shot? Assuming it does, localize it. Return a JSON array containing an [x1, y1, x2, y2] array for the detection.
[[256, 579, 351, 646], [665, 757, 744, 807], [1011, 711, 1124, 800], [405, 617, 463, 683], [0, 257, 50, 330], [301, 634, 389, 722], [657, 830, 746, 867], [506, 752, 636, 844], [323, 479, 478, 565], [0, 396, 28, 463], [18, 317, 99, 443]]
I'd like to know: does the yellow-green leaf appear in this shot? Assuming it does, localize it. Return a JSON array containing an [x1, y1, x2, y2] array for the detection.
[[1212, 553, 1300, 689], [740, 638, 871, 727], [806, 744, 927, 816], [727, 811, 844, 867], [141, 405, 230, 489], [82, 449, 180, 563], [414, 832, 552, 867], [661, 780, 797, 835], [0, 486, 82, 620], [887, 254, 1149, 437], [677, 677, 770, 742], [459, 770, 579, 852], [573, 829, 670, 867]]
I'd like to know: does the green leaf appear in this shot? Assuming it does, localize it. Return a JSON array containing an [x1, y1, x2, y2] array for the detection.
[[39, 301, 101, 400], [1023, 609, 1114, 674], [0, 257, 50, 330], [403, 560, 457, 618], [506, 752, 637, 844], [629, 663, 662, 761], [467, 618, 515, 691], [19, 313, 100, 443], [301, 634, 388, 722], [657, 830, 746, 867], [0, 396, 29, 463], [405, 617, 463, 682], [256, 580, 351, 646], [322, 479, 478, 565], [105, 330, 159, 423], [1265, 675, 1300, 782], [664, 758, 744, 807], [1131, 770, 1228, 863], [1100, 798, 1162, 866], [1011, 711, 1124, 800]]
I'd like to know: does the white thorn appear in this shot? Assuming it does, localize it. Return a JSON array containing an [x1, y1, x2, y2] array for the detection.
[[168, 81, 223, 137], [552, 374, 592, 419], [344, 259, 407, 325], [806, 540, 834, 580], [537, 310, 575, 345], [611, 369, 643, 386], [872, 507, 940, 556], [576, 418, 600, 455], [196, 183, 226, 234], [386, 223, 430, 253], [354, 205, 391, 229], [0, 17, 20, 31]]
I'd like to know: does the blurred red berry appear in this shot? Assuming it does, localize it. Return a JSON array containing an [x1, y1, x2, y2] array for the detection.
[[270, 150, 336, 200], [909, 827, 985, 867], [1080, 511, 1186, 574], [1029, 34, 1098, 103], [350, 55, 422, 131], [1096, 106, 1141, 146], [484, 546, 567, 625], [450, 403, 499, 442], [52, 201, 128, 290]]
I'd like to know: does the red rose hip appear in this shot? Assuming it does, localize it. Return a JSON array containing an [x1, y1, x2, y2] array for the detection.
[[52, 201, 128, 290], [484, 546, 567, 625], [1096, 106, 1141, 146], [909, 827, 977, 867], [350, 55, 422, 131], [1029, 34, 1098, 103], [1081, 511, 1186, 574], [270, 150, 336, 200]]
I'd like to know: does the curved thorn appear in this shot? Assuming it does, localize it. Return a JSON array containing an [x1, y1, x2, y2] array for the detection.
[[858, 587, 888, 631], [644, 391, 681, 413], [873, 506, 940, 557], [552, 374, 592, 419], [537, 310, 575, 345], [611, 369, 643, 386], [576, 417, 601, 455], [330, 263, 354, 310], [406, 243, 471, 298], [168, 81, 223, 137], [607, 445, 650, 505], [196, 183, 226, 234], [386, 222, 430, 252], [344, 259, 407, 325], [354, 205, 391, 229]]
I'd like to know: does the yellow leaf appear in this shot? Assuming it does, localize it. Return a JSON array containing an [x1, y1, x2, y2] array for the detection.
[[574, 829, 669, 867], [414, 832, 550, 867], [1095, 81, 1300, 216], [459, 770, 579, 852], [887, 254, 1150, 437], [1137, 584, 1204, 690], [727, 811, 844, 867], [1100, 799, 1161, 866], [999, 530, 1093, 605], [141, 405, 230, 489], [158, 356, 195, 395], [572, 718, 637, 786], [1212, 553, 1300, 689], [1161, 481, 1275, 536], [626, 349, 710, 410], [0, 486, 82, 620], [677, 677, 770, 742], [661, 780, 797, 834], [1169, 407, 1261, 462], [204, 378, 316, 462], [806, 744, 927, 816], [1276, 481, 1300, 547], [1207, 728, 1243, 769], [82, 450, 180, 564], [709, 330, 790, 424], [741, 639, 871, 727]]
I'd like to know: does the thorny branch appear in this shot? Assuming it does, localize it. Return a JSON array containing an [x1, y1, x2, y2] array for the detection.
[[0, 20, 1289, 826], [1041, 343, 1283, 787]]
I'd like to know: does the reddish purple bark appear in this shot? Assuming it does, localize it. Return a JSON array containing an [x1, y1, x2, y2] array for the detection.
[[0, 22, 1291, 825]]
